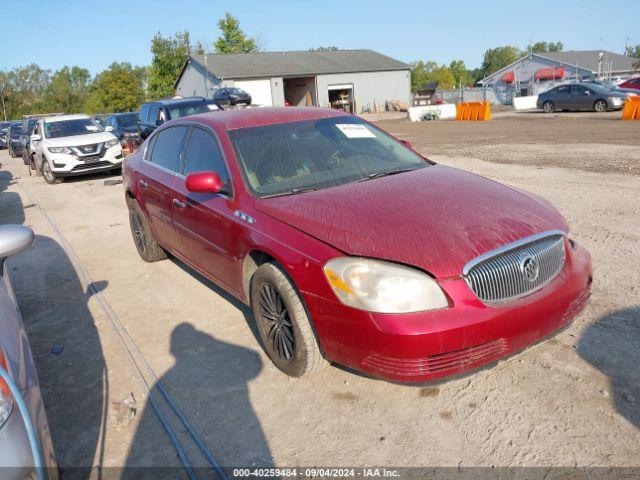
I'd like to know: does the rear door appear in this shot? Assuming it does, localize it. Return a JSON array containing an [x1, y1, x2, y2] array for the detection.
[[170, 126, 239, 291], [137, 125, 189, 252], [554, 85, 571, 109], [570, 85, 593, 110]]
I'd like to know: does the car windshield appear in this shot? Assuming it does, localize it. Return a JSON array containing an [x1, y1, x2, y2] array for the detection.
[[168, 103, 211, 119], [10, 124, 23, 134], [228, 116, 428, 197], [0, 123, 10, 131], [44, 118, 104, 138], [116, 113, 138, 127]]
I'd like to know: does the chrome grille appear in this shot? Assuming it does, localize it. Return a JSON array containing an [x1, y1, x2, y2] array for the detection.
[[464, 232, 566, 304]]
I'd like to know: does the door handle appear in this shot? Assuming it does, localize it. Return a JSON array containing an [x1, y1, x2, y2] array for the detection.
[[139, 179, 148, 188], [173, 198, 186, 209]]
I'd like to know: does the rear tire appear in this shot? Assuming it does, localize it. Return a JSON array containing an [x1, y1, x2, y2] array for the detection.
[[42, 159, 63, 184], [542, 101, 555, 113], [594, 100, 608, 112], [250, 262, 328, 377], [127, 198, 167, 262]]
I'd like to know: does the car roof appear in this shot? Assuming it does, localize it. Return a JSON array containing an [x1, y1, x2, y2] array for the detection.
[[178, 106, 352, 131], [145, 97, 208, 106], [43, 113, 91, 123]]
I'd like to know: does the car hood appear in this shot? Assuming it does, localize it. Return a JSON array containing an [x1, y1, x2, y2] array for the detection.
[[44, 131, 117, 147], [254, 165, 568, 278]]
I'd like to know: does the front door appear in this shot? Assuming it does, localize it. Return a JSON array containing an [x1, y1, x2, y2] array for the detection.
[[137, 125, 189, 252], [570, 85, 593, 110], [170, 126, 239, 292]]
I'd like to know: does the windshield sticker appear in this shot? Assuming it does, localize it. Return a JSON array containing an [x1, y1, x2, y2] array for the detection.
[[85, 125, 99, 131], [335, 124, 376, 139]]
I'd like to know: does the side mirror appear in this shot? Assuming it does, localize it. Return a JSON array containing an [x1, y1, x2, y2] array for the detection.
[[400, 139, 413, 149], [105, 125, 115, 132], [0, 225, 34, 260], [185, 171, 225, 194]]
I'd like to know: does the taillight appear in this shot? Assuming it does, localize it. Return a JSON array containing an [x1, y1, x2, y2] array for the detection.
[[0, 349, 15, 428]]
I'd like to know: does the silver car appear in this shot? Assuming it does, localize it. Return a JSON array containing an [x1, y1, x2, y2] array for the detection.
[[0, 225, 58, 479], [537, 83, 627, 113]]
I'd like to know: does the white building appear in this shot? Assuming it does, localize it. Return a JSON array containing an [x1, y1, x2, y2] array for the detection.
[[173, 49, 411, 114]]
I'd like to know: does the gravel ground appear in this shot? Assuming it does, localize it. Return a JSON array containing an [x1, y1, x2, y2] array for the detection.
[[0, 113, 638, 475]]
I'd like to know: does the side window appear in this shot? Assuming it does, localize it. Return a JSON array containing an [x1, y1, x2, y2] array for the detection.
[[182, 128, 230, 184], [140, 104, 150, 123], [33, 122, 40, 135], [148, 105, 159, 124], [143, 135, 157, 161], [556, 85, 569, 94], [149, 126, 188, 172]]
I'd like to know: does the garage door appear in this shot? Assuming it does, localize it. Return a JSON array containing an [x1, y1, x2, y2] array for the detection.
[[234, 79, 273, 106]]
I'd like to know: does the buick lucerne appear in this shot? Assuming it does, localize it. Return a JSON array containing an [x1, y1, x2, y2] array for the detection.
[[123, 107, 592, 382]]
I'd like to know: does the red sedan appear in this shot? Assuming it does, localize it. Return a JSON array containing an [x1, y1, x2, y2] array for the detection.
[[123, 107, 592, 382]]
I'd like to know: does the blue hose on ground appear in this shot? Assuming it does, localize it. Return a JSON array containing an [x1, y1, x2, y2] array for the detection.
[[0, 366, 45, 480]]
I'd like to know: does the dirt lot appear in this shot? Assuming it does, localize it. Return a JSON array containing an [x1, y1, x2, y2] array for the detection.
[[0, 113, 639, 476]]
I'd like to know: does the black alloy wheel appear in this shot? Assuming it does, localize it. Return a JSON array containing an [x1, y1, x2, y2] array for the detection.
[[258, 283, 295, 363]]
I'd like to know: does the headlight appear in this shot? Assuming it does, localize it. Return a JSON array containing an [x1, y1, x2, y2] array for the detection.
[[105, 139, 120, 148], [0, 350, 14, 429], [323, 257, 449, 313], [48, 146, 71, 154]]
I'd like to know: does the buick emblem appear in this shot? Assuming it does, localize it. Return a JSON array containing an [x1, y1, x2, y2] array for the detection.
[[520, 255, 539, 282]]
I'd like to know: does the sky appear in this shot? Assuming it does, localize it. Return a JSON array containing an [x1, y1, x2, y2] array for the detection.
[[2, 0, 639, 74]]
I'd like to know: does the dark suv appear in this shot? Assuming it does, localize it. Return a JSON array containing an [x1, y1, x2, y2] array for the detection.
[[7, 121, 24, 157], [137, 97, 218, 140]]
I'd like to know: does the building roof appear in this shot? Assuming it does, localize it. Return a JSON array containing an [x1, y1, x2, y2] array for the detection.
[[536, 50, 639, 73], [480, 50, 640, 84], [175, 49, 410, 85]]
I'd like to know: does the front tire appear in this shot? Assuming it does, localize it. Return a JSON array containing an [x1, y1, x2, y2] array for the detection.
[[251, 262, 328, 377], [594, 100, 608, 112], [542, 101, 555, 113], [127, 198, 167, 262], [42, 159, 63, 184]]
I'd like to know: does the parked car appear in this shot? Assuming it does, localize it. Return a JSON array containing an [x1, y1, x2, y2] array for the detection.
[[7, 122, 24, 158], [581, 80, 637, 96], [212, 87, 252, 106], [123, 107, 592, 382], [137, 97, 219, 141], [0, 225, 58, 479], [103, 112, 139, 142], [537, 83, 627, 113], [20, 118, 40, 167], [0, 122, 10, 149], [31, 114, 123, 184], [618, 77, 640, 91]]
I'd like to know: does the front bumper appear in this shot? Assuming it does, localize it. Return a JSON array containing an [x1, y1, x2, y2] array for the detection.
[[303, 240, 592, 383], [47, 145, 123, 177]]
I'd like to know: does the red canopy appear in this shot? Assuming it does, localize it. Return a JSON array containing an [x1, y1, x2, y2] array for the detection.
[[535, 67, 565, 81], [500, 71, 514, 83]]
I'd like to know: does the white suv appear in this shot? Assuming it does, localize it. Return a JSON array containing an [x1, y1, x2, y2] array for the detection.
[[32, 114, 123, 184]]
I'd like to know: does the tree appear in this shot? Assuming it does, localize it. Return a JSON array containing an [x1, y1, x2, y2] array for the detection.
[[625, 44, 640, 58], [0, 64, 50, 119], [411, 61, 455, 92], [42, 66, 90, 113], [480, 46, 521, 78], [530, 41, 563, 53], [214, 13, 258, 54], [147, 31, 193, 100], [449, 60, 473, 87], [85, 62, 146, 113]]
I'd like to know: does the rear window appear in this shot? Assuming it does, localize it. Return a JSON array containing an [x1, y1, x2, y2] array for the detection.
[[168, 103, 211, 119], [116, 113, 138, 127]]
